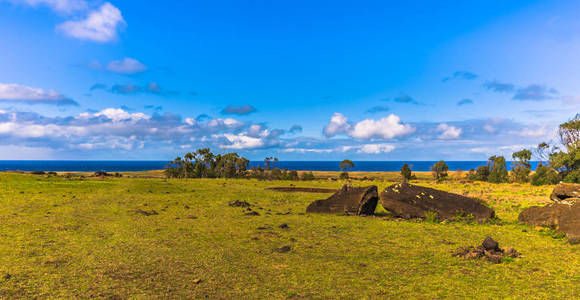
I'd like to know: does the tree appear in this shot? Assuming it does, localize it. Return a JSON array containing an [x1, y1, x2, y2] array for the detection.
[[340, 159, 354, 171], [538, 114, 580, 182], [339, 172, 349, 180], [400, 163, 412, 181], [488, 155, 509, 183], [431, 160, 448, 180], [511, 149, 532, 183]]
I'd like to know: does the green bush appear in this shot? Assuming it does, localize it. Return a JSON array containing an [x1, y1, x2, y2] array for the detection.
[[431, 160, 448, 180], [563, 169, 580, 183], [300, 171, 315, 181], [401, 163, 412, 181], [339, 171, 349, 180], [531, 164, 560, 185], [288, 170, 299, 181]]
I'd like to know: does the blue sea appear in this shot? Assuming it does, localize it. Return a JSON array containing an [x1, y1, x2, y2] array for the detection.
[[0, 160, 542, 172]]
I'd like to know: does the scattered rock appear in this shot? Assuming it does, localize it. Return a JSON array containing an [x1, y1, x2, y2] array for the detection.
[[184, 205, 190, 209], [135, 209, 158, 216], [3, 274, 11, 280], [268, 187, 338, 193], [380, 182, 495, 221], [453, 237, 520, 264], [244, 211, 260, 216], [193, 278, 202, 284], [184, 215, 197, 219], [274, 245, 291, 253], [257, 226, 271, 230], [306, 184, 378, 215], [279, 223, 289, 229], [229, 200, 251, 207]]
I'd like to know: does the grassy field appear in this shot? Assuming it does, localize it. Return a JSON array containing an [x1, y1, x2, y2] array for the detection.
[[0, 171, 578, 298]]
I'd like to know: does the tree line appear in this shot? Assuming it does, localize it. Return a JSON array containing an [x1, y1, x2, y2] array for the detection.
[[399, 114, 580, 185]]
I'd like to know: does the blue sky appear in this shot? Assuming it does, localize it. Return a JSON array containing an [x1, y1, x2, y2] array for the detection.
[[1, 0, 579, 160]]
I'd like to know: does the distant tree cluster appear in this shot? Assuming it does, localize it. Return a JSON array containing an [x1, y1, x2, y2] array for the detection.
[[165, 148, 315, 181], [461, 114, 580, 185], [165, 148, 249, 178]]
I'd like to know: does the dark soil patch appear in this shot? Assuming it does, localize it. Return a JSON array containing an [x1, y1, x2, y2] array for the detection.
[[135, 209, 158, 216], [268, 187, 337, 193], [245, 211, 260, 216]]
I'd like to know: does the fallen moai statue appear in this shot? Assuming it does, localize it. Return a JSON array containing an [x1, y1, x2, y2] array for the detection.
[[306, 184, 378, 215], [379, 182, 495, 221], [519, 183, 580, 244]]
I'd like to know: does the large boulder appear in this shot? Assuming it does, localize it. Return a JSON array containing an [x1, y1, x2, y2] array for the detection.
[[306, 184, 378, 215], [550, 183, 580, 205], [379, 182, 495, 221]]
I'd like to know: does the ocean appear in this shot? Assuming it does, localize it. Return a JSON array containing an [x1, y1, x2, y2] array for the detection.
[[0, 160, 543, 172]]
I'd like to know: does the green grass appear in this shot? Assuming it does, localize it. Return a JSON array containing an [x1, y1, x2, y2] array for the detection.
[[0, 172, 578, 298]]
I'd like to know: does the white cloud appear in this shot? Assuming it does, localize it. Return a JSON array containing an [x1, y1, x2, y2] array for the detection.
[[283, 148, 333, 153], [0, 83, 77, 105], [92, 108, 149, 122], [436, 123, 462, 139], [220, 133, 264, 149], [106, 57, 146, 74], [342, 143, 395, 154], [9, 0, 88, 14], [323, 113, 414, 140], [57, 2, 125, 42], [350, 114, 415, 139], [323, 112, 351, 137]]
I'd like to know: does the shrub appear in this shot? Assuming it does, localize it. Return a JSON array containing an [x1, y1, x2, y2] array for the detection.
[[339, 171, 349, 180], [531, 164, 560, 185], [301, 171, 315, 181], [474, 165, 490, 181], [431, 160, 448, 180], [564, 169, 580, 183], [400, 163, 412, 181], [288, 170, 299, 181], [270, 168, 282, 180]]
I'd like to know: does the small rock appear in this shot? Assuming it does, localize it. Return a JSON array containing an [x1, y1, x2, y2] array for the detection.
[[279, 223, 289, 229], [274, 245, 291, 253], [3, 274, 11, 280], [193, 278, 202, 284], [482, 236, 499, 251], [184, 215, 197, 219], [136, 209, 158, 216], [245, 211, 260, 216], [184, 205, 190, 209]]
